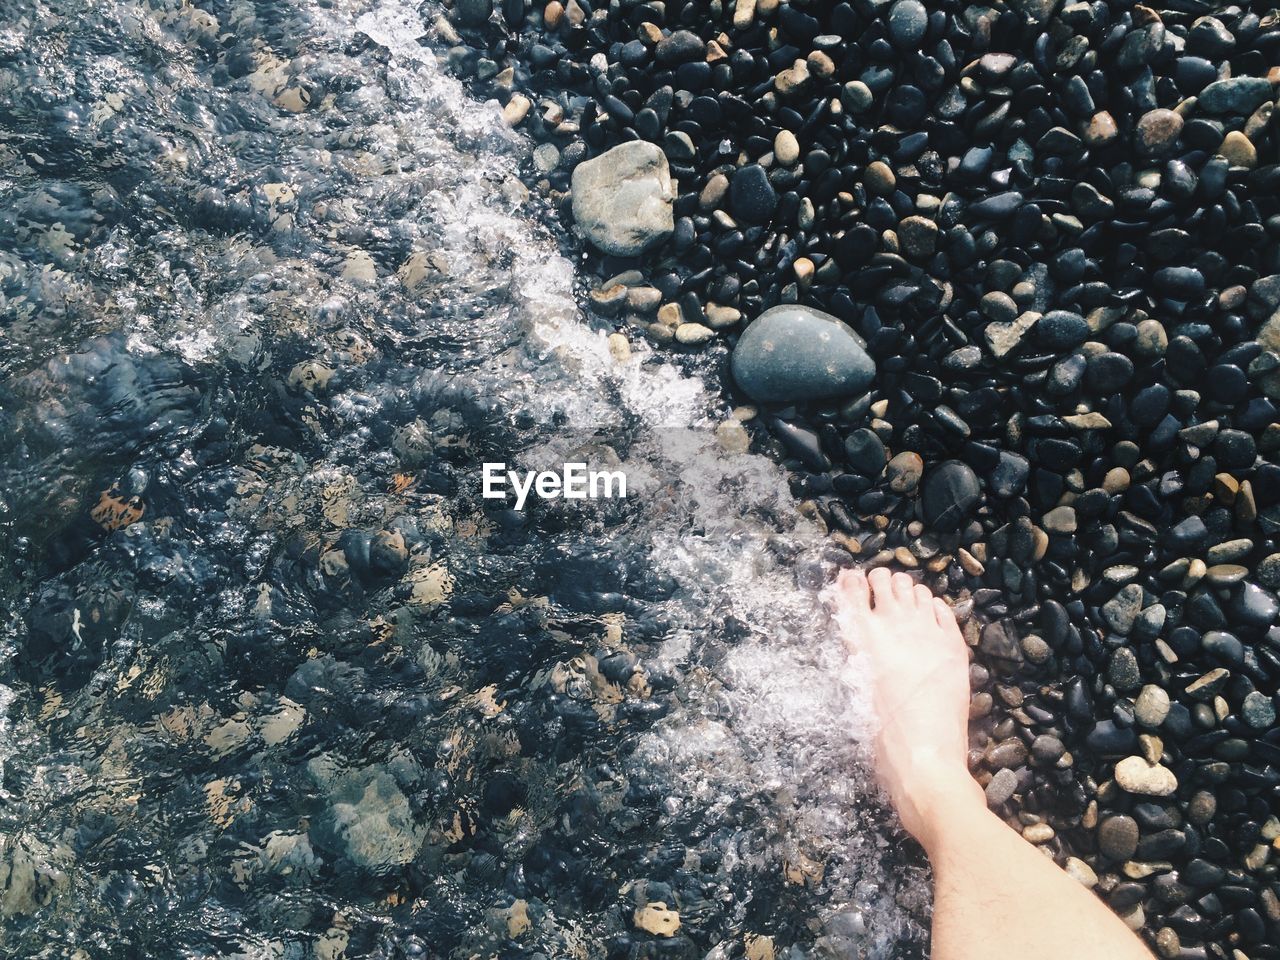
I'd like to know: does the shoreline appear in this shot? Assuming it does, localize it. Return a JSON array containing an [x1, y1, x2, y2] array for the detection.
[[443, 0, 1280, 954]]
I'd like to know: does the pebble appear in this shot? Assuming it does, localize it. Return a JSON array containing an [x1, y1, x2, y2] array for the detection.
[[730, 305, 875, 403], [885, 451, 924, 494], [1099, 815, 1140, 860], [1135, 685, 1171, 728], [1114, 757, 1178, 797], [1197, 77, 1275, 114], [1219, 131, 1256, 167], [729, 164, 777, 225], [921, 461, 981, 531], [570, 142, 674, 256], [887, 0, 927, 48], [773, 130, 800, 167], [1135, 109, 1183, 155]]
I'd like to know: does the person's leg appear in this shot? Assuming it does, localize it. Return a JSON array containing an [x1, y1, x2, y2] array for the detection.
[[833, 568, 1155, 960]]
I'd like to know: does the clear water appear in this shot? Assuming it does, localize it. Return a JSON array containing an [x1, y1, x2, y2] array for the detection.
[[0, 1, 927, 956]]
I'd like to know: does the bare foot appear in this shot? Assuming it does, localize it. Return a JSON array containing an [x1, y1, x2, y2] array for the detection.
[[832, 568, 984, 845]]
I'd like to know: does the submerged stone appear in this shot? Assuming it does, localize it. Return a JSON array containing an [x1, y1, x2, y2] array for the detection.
[[730, 305, 875, 403]]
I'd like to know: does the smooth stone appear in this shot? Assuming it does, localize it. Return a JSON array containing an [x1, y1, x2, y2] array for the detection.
[[1065, 857, 1098, 888], [885, 451, 924, 493], [774, 130, 800, 166], [841, 80, 873, 113], [570, 142, 674, 256], [1036, 310, 1089, 349], [844, 428, 886, 475], [1219, 131, 1257, 167], [1042, 505, 1077, 534], [989, 451, 1029, 497], [1115, 756, 1178, 797], [1084, 111, 1118, 145], [1197, 77, 1275, 114], [654, 29, 704, 64], [730, 305, 875, 403], [887, 0, 927, 47], [1231, 582, 1279, 627], [1099, 815, 1140, 860], [921, 461, 982, 531], [985, 767, 1018, 806], [897, 215, 938, 259], [864, 161, 895, 195], [1135, 685, 1171, 727], [729, 164, 778, 225], [1136, 109, 1183, 154]]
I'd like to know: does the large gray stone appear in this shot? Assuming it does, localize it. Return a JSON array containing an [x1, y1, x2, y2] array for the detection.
[[730, 305, 875, 403], [1197, 77, 1275, 114], [570, 142, 674, 257]]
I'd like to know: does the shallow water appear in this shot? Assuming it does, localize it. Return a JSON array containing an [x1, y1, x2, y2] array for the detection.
[[0, 1, 927, 956]]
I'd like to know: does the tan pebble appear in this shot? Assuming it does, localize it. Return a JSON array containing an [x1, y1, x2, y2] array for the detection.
[[806, 50, 835, 78], [656, 302, 682, 327], [1154, 928, 1180, 959], [1181, 557, 1206, 589], [502, 94, 531, 126], [1064, 856, 1098, 887], [732, 0, 756, 27], [633, 903, 680, 937], [705, 304, 741, 328], [700, 173, 729, 210], [793, 257, 814, 286], [543, 1, 564, 27], [1245, 842, 1271, 870], [1220, 130, 1257, 168], [1083, 111, 1118, 146], [715, 419, 750, 455], [675, 322, 714, 345], [607, 332, 630, 363], [1023, 822, 1055, 844], [864, 160, 895, 196], [774, 129, 800, 166], [1100, 466, 1130, 493], [957, 547, 985, 575], [1139, 733, 1164, 765], [773, 59, 809, 96], [1114, 756, 1178, 796]]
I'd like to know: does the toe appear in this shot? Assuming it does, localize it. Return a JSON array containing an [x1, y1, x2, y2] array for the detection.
[[867, 567, 895, 611], [914, 583, 934, 611], [891, 571, 917, 606], [841, 567, 871, 614], [933, 597, 962, 639]]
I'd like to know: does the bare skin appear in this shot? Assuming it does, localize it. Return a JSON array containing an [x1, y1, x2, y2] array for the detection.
[[833, 567, 1155, 960]]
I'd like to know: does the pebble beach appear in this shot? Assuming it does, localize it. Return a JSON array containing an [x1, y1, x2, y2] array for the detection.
[[441, 0, 1280, 956]]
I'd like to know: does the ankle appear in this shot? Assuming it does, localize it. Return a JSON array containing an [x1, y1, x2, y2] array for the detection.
[[893, 757, 986, 850]]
